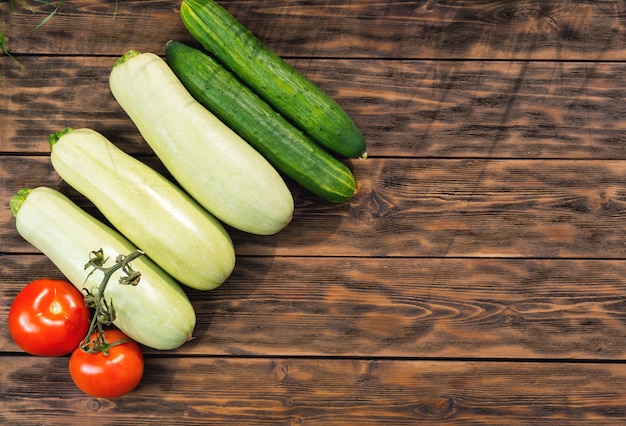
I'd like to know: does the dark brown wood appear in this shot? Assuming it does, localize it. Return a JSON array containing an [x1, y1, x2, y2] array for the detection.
[[5, 56, 626, 159], [4, 0, 626, 61], [2, 0, 626, 424], [3, 254, 626, 360], [4, 156, 626, 258], [2, 357, 626, 425]]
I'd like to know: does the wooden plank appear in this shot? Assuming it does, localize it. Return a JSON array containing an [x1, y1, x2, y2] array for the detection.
[[3, 1, 626, 61], [1, 356, 626, 424], [4, 56, 626, 159], [0, 55, 139, 155], [4, 156, 626, 258], [2, 255, 626, 360], [0, 0, 196, 57], [5, 0, 626, 422]]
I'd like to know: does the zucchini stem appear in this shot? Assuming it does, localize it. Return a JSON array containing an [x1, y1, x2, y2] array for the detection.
[[9, 188, 33, 218], [113, 49, 141, 68], [49, 127, 73, 149]]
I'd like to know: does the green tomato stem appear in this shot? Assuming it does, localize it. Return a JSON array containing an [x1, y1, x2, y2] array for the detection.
[[80, 249, 144, 355]]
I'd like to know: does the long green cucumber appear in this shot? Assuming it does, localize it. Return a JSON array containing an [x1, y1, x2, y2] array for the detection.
[[166, 41, 358, 204], [49, 127, 235, 290], [109, 50, 294, 236], [179, 0, 367, 159], [10, 187, 196, 350]]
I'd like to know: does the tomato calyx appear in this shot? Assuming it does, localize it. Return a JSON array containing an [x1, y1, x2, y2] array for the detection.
[[79, 248, 144, 355], [80, 330, 131, 357]]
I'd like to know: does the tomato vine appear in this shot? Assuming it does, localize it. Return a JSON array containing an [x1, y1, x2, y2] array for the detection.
[[80, 248, 143, 355]]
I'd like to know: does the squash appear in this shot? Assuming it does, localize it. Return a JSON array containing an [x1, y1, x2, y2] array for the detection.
[[49, 127, 235, 290], [109, 50, 294, 235], [10, 187, 196, 350]]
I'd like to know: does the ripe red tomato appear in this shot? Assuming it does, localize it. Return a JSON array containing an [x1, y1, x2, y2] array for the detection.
[[69, 329, 144, 398], [8, 278, 90, 356]]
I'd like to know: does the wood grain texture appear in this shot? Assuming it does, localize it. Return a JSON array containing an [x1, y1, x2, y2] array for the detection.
[[2, 255, 626, 359], [2, 0, 626, 423], [3, 0, 626, 61], [4, 156, 626, 258], [5, 56, 626, 159], [2, 357, 626, 425]]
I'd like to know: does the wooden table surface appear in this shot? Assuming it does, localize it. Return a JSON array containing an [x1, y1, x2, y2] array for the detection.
[[3, 0, 626, 424]]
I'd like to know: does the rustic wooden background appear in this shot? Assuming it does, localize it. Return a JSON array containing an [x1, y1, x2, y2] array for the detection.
[[3, 0, 626, 424]]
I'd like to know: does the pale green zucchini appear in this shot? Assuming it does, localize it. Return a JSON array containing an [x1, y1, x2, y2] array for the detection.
[[10, 187, 196, 350], [109, 50, 294, 235], [49, 127, 235, 291]]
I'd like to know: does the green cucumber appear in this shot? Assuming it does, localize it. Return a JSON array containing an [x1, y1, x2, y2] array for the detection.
[[10, 187, 196, 350], [49, 127, 235, 291], [109, 50, 294, 236], [166, 41, 358, 204], [179, 0, 367, 159]]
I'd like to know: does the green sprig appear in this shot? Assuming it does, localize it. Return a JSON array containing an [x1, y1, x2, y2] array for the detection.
[[32, 0, 66, 30], [6, 1, 120, 31], [0, 30, 24, 68]]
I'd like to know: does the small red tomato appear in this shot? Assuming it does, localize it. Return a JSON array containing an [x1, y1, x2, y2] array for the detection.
[[8, 278, 90, 356], [69, 329, 144, 398]]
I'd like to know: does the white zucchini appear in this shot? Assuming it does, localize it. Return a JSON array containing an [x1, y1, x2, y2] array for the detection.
[[109, 50, 294, 235], [49, 127, 235, 291], [10, 187, 196, 350]]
